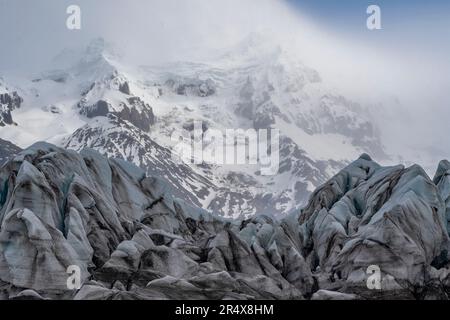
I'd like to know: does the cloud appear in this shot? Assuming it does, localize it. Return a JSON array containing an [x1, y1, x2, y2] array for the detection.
[[2, 0, 448, 92]]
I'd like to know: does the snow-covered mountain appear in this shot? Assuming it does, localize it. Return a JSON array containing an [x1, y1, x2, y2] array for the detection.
[[0, 36, 388, 218]]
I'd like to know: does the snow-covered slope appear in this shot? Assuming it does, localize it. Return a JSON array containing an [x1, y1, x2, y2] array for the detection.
[[134, 34, 387, 216], [0, 36, 388, 218]]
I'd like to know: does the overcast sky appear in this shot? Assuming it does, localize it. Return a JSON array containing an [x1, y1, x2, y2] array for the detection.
[[2, 0, 449, 68]]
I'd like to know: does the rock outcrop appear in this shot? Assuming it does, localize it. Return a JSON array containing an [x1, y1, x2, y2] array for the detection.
[[0, 145, 449, 300], [0, 89, 22, 126]]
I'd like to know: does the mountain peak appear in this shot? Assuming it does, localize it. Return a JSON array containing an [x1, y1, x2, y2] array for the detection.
[[82, 38, 123, 64], [50, 38, 123, 75]]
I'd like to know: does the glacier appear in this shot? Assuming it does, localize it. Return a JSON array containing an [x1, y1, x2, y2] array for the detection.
[[0, 143, 449, 299]]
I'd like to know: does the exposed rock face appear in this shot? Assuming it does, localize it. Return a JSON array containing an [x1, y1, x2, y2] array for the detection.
[[164, 78, 216, 97], [0, 144, 449, 300], [135, 34, 385, 218], [79, 100, 110, 118], [118, 97, 156, 131], [0, 90, 23, 126], [64, 115, 215, 209]]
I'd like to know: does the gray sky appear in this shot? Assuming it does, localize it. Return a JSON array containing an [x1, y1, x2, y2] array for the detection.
[[0, 0, 306, 71], [1, 0, 449, 75]]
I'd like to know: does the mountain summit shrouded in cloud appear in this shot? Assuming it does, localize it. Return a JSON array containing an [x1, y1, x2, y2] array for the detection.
[[1, 0, 449, 171], [0, 34, 385, 217]]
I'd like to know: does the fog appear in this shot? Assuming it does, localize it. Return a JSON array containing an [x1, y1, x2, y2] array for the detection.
[[1, 0, 449, 168]]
